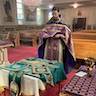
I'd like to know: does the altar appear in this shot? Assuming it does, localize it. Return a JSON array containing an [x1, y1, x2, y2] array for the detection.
[[0, 58, 66, 96]]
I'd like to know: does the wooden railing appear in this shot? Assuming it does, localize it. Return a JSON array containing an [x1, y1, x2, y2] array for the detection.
[[0, 25, 43, 47]]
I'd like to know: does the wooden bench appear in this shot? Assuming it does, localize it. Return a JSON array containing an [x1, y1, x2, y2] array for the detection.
[[20, 30, 40, 46], [72, 31, 96, 59], [9, 32, 20, 47]]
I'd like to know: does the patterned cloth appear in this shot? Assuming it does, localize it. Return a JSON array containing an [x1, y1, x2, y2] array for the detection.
[[9, 71, 24, 96], [38, 24, 76, 73], [44, 38, 63, 63], [47, 17, 63, 24], [0, 40, 12, 46], [0, 58, 66, 85]]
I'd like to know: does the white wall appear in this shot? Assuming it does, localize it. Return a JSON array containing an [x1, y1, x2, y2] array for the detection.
[[61, 6, 96, 26], [43, 10, 50, 24], [43, 6, 96, 29], [0, 1, 96, 26]]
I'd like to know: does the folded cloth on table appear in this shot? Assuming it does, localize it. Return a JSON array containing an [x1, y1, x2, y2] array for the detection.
[[0, 58, 66, 86]]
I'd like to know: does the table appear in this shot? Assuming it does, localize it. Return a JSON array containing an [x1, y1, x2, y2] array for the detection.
[[61, 66, 96, 96], [0, 40, 13, 65], [0, 69, 45, 96], [0, 58, 66, 96]]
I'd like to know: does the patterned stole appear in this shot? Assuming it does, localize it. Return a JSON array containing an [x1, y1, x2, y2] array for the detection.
[[9, 71, 23, 96], [44, 37, 64, 63]]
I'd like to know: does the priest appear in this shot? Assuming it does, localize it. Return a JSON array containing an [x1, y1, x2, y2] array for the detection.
[[38, 7, 76, 73]]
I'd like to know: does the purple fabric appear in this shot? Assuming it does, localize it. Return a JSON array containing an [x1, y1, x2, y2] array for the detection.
[[38, 24, 76, 73], [44, 38, 60, 61], [0, 40, 12, 46]]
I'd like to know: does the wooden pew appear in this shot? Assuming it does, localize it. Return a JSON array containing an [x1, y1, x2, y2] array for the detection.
[[9, 32, 20, 47], [72, 30, 96, 59], [20, 29, 40, 46]]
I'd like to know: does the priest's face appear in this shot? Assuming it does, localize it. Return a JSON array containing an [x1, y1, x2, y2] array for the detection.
[[52, 10, 59, 18]]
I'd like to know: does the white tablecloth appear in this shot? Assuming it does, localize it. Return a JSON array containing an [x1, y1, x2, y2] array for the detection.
[[0, 69, 45, 96], [0, 40, 13, 65]]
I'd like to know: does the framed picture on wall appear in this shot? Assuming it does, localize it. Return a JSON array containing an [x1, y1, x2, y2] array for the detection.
[[3, 0, 13, 22], [24, 6, 36, 22], [72, 18, 86, 31]]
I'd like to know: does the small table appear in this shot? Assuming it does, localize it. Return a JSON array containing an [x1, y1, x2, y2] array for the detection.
[[61, 66, 96, 96], [0, 40, 13, 65], [0, 69, 45, 96]]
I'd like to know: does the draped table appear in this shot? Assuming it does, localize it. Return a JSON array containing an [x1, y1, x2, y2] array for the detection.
[[0, 58, 66, 96], [0, 69, 45, 96], [0, 40, 13, 65]]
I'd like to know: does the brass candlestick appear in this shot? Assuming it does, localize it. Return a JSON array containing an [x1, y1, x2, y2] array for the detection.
[[84, 57, 95, 77]]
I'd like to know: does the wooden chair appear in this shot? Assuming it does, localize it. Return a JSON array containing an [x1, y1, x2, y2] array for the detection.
[[9, 32, 20, 47], [20, 30, 40, 46]]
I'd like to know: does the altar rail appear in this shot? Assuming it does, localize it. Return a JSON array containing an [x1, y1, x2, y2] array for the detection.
[[0, 25, 43, 32]]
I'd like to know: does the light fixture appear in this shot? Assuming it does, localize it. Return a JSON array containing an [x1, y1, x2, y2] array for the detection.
[[70, 2, 81, 8], [23, 0, 42, 6], [48, 4, 54, 9]]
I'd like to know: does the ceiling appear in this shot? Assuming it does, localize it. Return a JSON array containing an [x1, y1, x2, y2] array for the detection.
[[56, 0, 96, 9], [41, 0, 92, 4], [40, 0, 96, 9], [23, 0, 96, 10]]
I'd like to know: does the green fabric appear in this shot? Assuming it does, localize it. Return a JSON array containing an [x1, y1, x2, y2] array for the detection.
[[26, 58, 67, 84], [0, 58, 66, 85], [9, 71, 23, 96]]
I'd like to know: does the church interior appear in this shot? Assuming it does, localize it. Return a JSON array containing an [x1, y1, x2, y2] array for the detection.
[[0, 0, 96, 96]]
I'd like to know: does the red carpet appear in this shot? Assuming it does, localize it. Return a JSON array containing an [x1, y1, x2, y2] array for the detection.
[[7, 45, 76, 96], [0, 71, 76, 96], [8, 45, 37, 63], [40, 70, 76, 96]]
